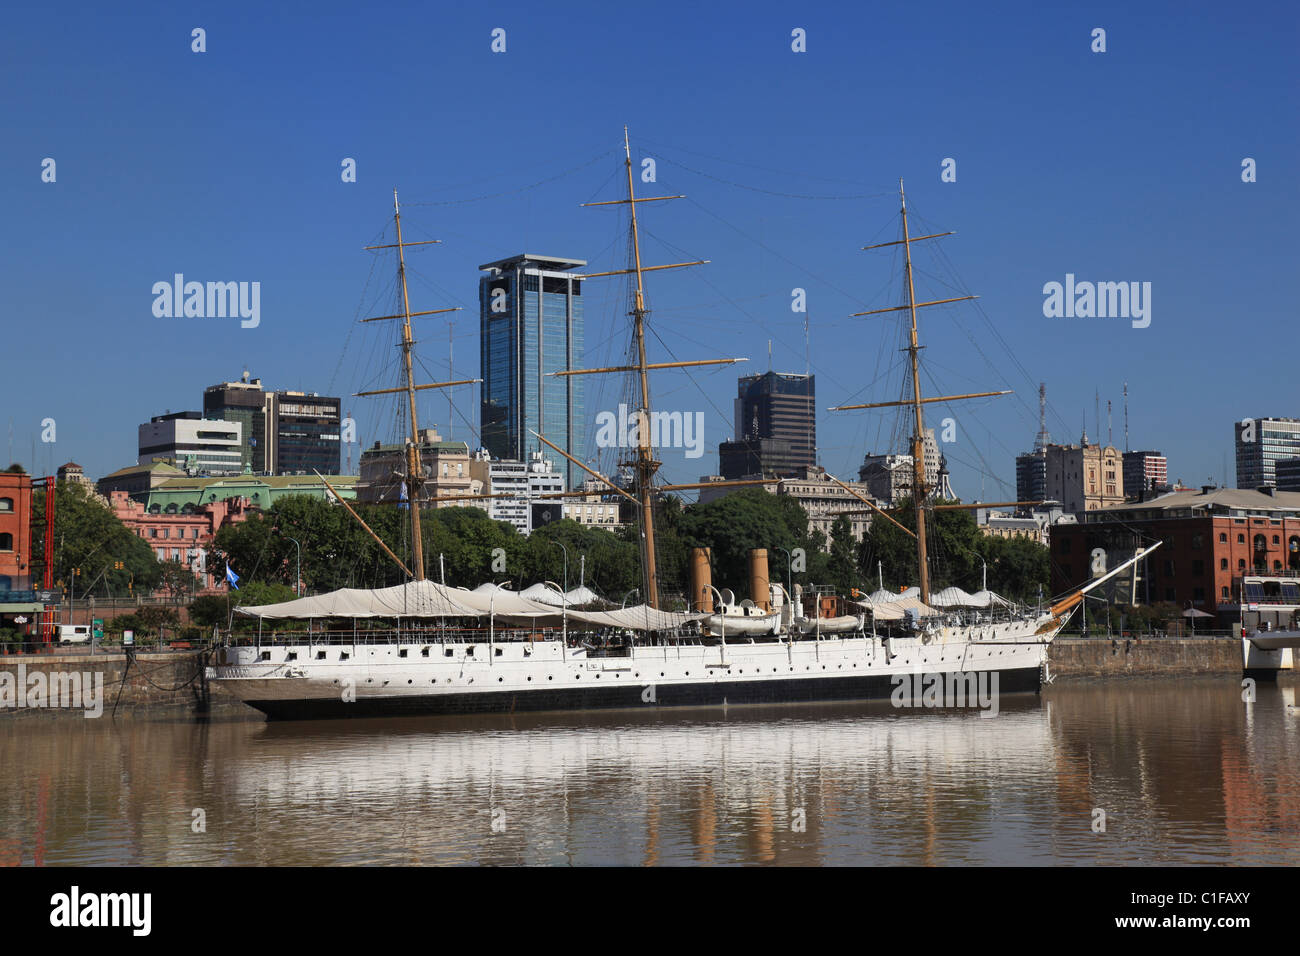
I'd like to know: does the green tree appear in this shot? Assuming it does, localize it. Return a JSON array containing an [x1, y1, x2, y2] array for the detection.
[[679, 489, 806, 597], [33, 480, 162, 597]]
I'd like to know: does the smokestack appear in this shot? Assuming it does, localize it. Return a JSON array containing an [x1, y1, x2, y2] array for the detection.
[[748, 549, 771, 611], [690, 548, 713, 613]]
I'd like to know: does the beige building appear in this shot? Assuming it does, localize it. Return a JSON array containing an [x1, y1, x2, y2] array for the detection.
[[698, 465, 882, 542], [356, 427, 474, 506], [563, 479, 625, 528], [857, 429, 953, 503], [1045, 439, 1124, 514]]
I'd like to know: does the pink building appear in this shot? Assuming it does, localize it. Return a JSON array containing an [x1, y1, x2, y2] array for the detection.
[[110, 491, 254, 590]]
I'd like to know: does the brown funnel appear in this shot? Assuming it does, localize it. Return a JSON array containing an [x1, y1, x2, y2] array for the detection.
[[749, 548, 771, 611], [690, 547, 713, 613]]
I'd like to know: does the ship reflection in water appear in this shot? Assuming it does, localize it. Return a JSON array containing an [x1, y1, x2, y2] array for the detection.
[[1, 679, 1296, 866]]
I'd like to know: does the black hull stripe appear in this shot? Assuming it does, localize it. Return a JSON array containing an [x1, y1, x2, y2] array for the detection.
[[249, 667, 1042, 721]]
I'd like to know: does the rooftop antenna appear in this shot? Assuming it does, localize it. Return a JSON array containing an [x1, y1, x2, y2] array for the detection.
[[768, 338, 772, 371], [1107, 399, 1112, 446], [1034, 382, 1050, 452], [1094, 389, 1100, 446], [1123, 382, 1129, 452]]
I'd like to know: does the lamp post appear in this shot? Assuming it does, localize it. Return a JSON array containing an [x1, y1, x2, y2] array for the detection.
[[284, 536, 302, 597], [543, 579, 567, 650], [550, 538, 569, 616]]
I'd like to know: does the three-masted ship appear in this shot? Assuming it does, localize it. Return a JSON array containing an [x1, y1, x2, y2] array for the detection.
[[209, 136, 1155, 720]]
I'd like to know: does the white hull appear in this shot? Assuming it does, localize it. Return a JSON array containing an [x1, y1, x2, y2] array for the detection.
[[210, 615, 1064, 720]]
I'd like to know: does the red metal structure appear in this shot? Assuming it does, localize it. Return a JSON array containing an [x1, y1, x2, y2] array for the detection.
[[34, 476, 55, 644]]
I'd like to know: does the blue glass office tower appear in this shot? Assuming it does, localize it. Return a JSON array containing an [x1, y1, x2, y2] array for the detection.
[[479, 254, 585, 488]]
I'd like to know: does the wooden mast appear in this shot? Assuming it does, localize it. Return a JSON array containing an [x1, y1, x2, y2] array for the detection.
[[357, 190, 465, 581], [570, 127, 717, 609], [899, 182, 931, 604], [834, 182, 1009, 606]]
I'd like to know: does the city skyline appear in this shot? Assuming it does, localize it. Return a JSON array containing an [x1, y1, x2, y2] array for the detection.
[[3, 2, 1295, 499]]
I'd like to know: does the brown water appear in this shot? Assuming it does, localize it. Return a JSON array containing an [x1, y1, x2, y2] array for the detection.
[[1, 679, 1296, 866]]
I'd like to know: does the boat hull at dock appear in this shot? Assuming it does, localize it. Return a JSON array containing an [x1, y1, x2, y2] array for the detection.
[[210, 622, 1057, 721]]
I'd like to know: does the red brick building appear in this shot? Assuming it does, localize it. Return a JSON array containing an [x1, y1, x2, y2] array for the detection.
[[0, 471, 35, 593], [1050, 486, 1300, 624]]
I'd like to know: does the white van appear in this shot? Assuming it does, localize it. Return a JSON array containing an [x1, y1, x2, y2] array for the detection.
[[57, 624, 91, 644]]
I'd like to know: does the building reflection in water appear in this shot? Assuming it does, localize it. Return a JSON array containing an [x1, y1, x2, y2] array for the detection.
[[0, 680, 1296, 866]]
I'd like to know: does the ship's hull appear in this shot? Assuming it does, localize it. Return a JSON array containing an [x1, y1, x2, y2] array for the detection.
[[211, 618, 1060, 722], [230, 665, 1041, 720]]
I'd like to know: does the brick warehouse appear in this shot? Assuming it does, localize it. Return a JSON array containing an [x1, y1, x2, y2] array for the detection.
[[1050, 486, 1300, 625]]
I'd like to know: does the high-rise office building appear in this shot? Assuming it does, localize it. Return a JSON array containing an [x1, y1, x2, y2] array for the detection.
[[138, 411, 243, 475], [271, 391, 341, 475], [203, 374, 270, 472], [1016, 451, 1048, 508], [1235, 417, 1300, 489], [479, 254, 586, 489], [203, 373, 342, 474], [718, 371, 815, 479], [1122, 450, 1168, 501]]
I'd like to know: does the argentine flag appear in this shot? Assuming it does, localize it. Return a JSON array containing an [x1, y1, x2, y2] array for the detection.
[[226, 563, 241, 590]]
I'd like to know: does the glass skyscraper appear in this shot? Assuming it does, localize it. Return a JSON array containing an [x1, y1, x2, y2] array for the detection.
[[479, 254, 585, 488]]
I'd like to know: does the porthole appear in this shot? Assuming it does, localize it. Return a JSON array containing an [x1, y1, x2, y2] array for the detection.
[[527, 676, 532, 682], [548, 675, 554, 681], [498, 677, 504, 682], [407, 679, 413, 684], [398, 649, 408, 658]]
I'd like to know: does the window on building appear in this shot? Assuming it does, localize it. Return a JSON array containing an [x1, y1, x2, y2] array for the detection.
[[1222, 586, 1230, 599], [1192, 560, 1204, 575], [1238, 533, 1245, 543], [0, 498, 11, 512], [1219, 532, 1227, 543], [0, 532, 11, 551], [1191, 534, 1202, 550], [1220, 558, 1228, 570], [150, 529, 158, 538]]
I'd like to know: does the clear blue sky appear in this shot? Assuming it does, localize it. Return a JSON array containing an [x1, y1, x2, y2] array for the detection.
[[3, 0, 1296, 498]]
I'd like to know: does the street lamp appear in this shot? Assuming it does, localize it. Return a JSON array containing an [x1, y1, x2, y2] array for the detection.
[[549, 539, 569, 605], [284, 535, 302, 597], [543, 579, 567, 650]]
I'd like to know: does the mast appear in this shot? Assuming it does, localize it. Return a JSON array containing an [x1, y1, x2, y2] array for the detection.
[[355, 190, 468, 582], [561, 127, 746, 609], [835, 183, 1014, 606], [394, 191, 426, 580], [624, 130, 662, 607], [899, 182, 931, 603]]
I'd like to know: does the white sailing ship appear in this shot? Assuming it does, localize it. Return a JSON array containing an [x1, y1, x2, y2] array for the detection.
[[210, 135, 1155, 720]]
